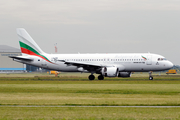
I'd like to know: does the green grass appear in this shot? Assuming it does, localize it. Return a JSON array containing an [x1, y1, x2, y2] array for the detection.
[[0, 74, 180, 119], [0, 81, 180, 106], [0, 107, 180, 120]]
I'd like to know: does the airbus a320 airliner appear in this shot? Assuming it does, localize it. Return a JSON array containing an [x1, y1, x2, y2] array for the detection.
[[10, 28, 173, 80]]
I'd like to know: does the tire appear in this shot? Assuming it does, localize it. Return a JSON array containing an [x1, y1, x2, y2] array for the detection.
[[149, 76, 153, 80], [98, 75, 104, 80], [88, 75, 95, 80]]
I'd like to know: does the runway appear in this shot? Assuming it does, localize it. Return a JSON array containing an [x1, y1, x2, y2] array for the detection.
[[0, 105, 180, 108]]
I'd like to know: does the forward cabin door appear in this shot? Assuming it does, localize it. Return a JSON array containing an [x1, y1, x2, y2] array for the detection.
[[146, 55, 152, 65]]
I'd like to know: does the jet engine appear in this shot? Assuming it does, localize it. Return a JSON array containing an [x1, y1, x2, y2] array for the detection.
[[118, 72, 131, 77], [77, 67, 88, 72], [101, 67, 118, 77]]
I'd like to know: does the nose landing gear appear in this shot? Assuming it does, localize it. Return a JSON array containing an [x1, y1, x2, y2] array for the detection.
[[149, 71, 153, 80], [149, 76, 153, 80]]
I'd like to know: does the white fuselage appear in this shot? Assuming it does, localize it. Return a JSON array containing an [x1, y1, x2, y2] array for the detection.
[[20, 53, 173, 72]]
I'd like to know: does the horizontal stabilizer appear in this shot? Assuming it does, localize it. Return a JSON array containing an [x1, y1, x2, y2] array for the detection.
[[9, 56, 33, 61]]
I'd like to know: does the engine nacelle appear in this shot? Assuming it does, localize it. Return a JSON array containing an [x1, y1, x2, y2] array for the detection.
[[101, 67, 118, 77], [118, 72, 131, 77], [77, 67, 88, 72]]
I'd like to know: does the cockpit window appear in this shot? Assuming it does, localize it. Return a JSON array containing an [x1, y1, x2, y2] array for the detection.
[[158, 58, 167, 61]]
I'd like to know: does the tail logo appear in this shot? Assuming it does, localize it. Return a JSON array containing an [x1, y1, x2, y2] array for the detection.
[[19, 41, 53, 63]]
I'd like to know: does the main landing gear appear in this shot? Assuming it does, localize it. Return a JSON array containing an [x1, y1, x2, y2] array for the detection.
[[88, 74, 104, 80], [149, 71, 153, 80], [88, 74, 95, 80], [98, 75, 104, 80]]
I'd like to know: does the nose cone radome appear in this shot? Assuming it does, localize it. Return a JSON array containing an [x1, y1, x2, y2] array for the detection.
[[167, 61, 173, 69]]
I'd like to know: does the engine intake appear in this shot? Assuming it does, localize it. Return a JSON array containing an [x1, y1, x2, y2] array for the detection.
[[101, 67, 118, 77]]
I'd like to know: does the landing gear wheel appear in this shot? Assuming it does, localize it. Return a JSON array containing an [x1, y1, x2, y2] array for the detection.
[[88, 75, 95, 80], [98, 75, 104, 80], [149, 71, 153, 80], [149, 76, 153, 80]]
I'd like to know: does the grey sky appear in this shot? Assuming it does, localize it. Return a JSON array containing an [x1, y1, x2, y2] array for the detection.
[[0, 0, 180, 64]]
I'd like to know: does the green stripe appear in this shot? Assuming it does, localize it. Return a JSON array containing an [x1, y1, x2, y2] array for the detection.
[[19, 41, 40, 55], [19, 41, 50, 62]]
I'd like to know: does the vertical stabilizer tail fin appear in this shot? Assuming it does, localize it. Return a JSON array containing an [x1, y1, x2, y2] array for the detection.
[[16, 28, 45, 56]]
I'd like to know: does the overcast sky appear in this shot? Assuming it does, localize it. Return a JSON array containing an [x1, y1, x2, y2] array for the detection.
[[0, 0, 180, 64]]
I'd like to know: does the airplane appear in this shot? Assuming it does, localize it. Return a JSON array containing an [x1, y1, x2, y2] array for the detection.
[[10, 28, 173, 80]]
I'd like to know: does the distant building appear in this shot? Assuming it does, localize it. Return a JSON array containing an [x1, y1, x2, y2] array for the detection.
[[0, 45, 25, 73]]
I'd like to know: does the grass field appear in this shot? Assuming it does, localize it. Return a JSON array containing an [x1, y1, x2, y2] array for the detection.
[[0, 73, 180, 119], [1, 107, 180, 120]]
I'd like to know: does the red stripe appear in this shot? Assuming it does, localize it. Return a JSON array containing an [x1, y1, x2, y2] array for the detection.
[[21, 47, 51, 63], [21, 47, 37, 56]]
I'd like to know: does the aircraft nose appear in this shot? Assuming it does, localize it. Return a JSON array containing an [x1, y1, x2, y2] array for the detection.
[[167, 61, 173, 69]]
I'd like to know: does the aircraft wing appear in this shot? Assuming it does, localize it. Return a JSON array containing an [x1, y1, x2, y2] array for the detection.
[[58, 60, 107, 72], [9, 56, 33, 61]]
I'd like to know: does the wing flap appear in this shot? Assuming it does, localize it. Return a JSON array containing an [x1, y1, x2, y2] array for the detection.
[[66, 61, 103, 67], [58, 60, 104, 72]]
